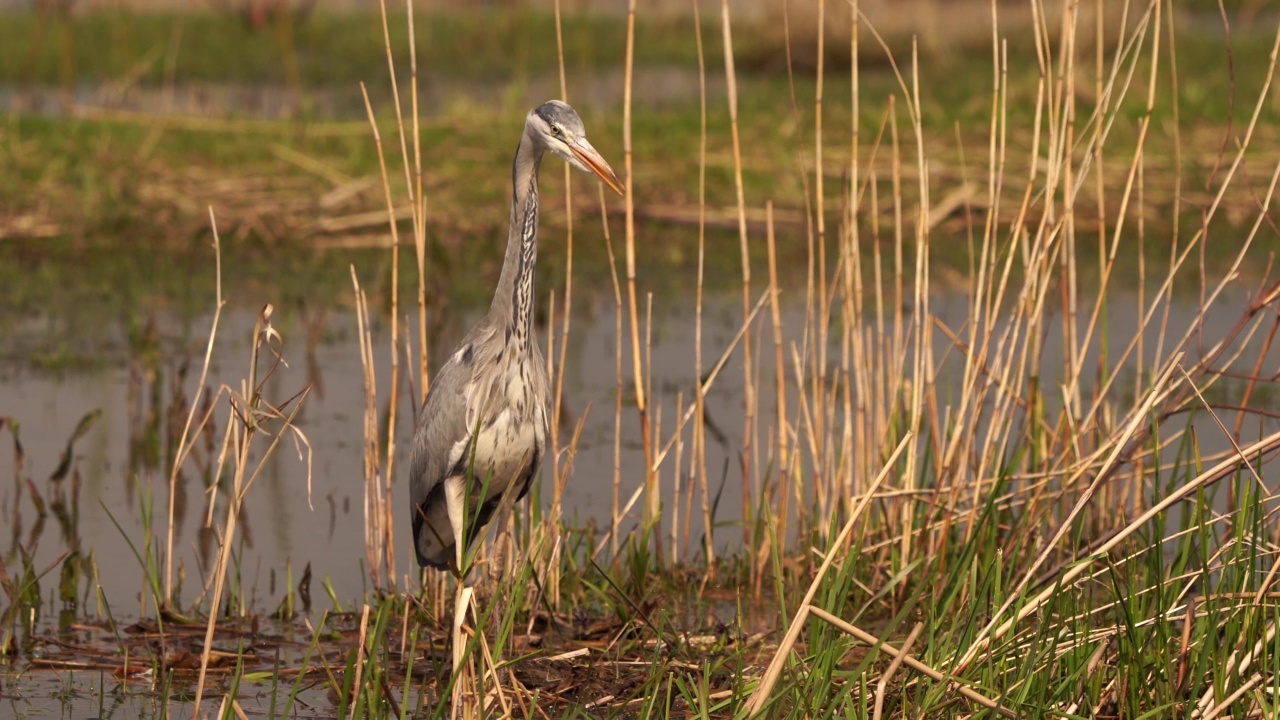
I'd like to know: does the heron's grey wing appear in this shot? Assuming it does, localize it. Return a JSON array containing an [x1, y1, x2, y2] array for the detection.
[[409, 344, 476, 569]]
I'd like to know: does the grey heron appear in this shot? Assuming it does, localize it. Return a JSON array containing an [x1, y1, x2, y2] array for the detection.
[[410, 100, 624, 573]]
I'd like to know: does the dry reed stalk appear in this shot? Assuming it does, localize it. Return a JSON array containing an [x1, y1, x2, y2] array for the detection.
[[834, 15, 916, 538], [375, 0, 414, 216], [801, 2, 1280, 692], [1058, 0, 1082, 431], [872, 93, 911, 539], [872, 621, 922, 720], [764, 202, 787, 584], [348, 604, 371, 720], [812, 0, 830, 530], [1180, 371, 1280, 718], [775, 0, 819, 548], [1095, 0, 1105, 333], [1233, 317, 1280, 441], [450, 585, 476, 720], [356, 0, 434, 598], [671, 392, 683, 555], [1198, 672, 1268, 720], [958, 416, 1280, 675], [352, 268, 391, 590], [406, 0, 428, 400], [163, 208, 226, 607], [809, 606, 1015, 718], [1095, 0, 1116, 502], [690, 0, 712, 569], [973, 93, 1049, 531], [650, 291, 771, 471], [377, 0, 440, 592], [1065, 3, 1161, 424], [192, 304, 312, 712], [214, 695, 251, 720], [744, 432, 913, 715], [621, 0, 656, 565], [1024, 254, 1279, 515], [902, 39, 930, 568], [1156, 1, 1182, 441], [719, 0, 756, 554], [1067, 33, 1280, 464], [967, 41, 1039, 484], [936, 0, 1003, 540], [382, 71, 402, 594], [681, 416, 696, 560], [644, 292, 660, 558], [960, 31, 1021, 541], [596, 182, 624, 561], [1177, 365, 1267, 492], [478, 641, 514, 718], [593, 291, 770, 562], [868, 167, 884, 487], [359, 81, 399, 588], [546, 0, 573, 608], [843, 0, 867, 499]]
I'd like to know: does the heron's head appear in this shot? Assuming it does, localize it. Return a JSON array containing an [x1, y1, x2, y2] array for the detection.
[[528, 100, 625, 195]]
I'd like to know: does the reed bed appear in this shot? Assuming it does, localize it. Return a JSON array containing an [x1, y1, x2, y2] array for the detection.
[[5, 0, 1280, 717]]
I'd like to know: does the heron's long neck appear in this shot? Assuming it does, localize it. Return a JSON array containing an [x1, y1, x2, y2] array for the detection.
[[489, 131, 543, 347]]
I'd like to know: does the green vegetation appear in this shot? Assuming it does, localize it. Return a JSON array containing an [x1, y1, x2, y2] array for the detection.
[[0, 8, 716, 91], [2, 8, 1278, 323]]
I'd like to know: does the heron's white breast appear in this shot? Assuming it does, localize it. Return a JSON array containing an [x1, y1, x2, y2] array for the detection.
[[453, 364, 546, 498], [472, 407, 541, 493]]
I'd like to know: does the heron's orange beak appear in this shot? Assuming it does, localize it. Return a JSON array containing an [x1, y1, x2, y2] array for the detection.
[[571, 139, 625, 195]]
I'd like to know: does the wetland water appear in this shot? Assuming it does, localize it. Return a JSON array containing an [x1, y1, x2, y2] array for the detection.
[[3, 256, 1278, 611]]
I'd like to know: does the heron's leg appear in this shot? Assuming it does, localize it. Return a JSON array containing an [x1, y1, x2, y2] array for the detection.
[[444, 474, 468, 578]]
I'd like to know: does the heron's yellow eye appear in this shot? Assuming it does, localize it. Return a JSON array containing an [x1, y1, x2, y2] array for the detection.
[[551, 125, 563, 137]]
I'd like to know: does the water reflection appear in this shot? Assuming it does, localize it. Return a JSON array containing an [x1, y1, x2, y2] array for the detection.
[[1, 407, 97, 644]]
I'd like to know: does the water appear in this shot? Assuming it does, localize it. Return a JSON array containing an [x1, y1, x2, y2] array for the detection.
[[0, 615, 412, 719], [3, 262, 1278, 612], [0, 287, 759, 610]]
